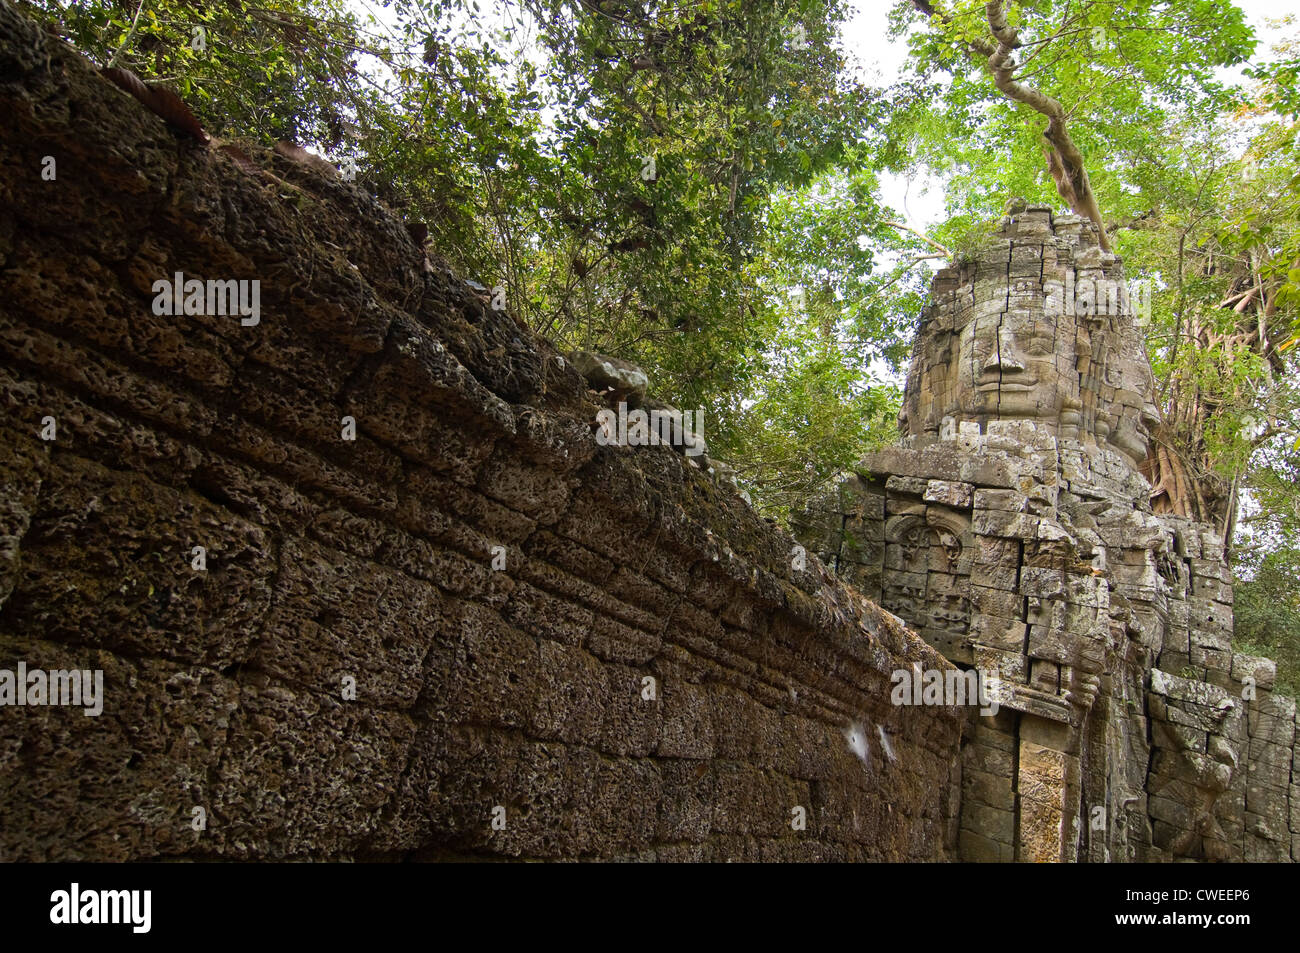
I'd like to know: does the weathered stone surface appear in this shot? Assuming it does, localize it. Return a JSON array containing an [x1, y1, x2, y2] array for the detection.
[[796, 204, 1296, 863], [4, 2, 1294, 864], [1232, 653, 1277, 690], [0, 4, 963, 862], [567, 350, 650, 407], [924, 479, 974, 508]]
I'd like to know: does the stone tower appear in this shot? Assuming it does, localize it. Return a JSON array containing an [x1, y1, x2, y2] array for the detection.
[[795, 206, 1298, 862]]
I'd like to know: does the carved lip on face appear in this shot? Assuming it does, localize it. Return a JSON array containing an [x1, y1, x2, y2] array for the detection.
[[976, 378, 1036, 393]]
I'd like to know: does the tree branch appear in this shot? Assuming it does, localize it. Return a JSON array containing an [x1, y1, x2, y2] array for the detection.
[[883, 220, 951, 257], [909, 0, 1111, 251], [982, 1, 1110, 250]]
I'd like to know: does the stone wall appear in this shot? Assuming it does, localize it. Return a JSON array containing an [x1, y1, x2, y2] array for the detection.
[[0, 4, 964, 861], [796, 206, 1299, 862]]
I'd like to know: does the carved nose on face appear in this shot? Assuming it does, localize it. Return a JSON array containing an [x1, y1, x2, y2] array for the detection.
[[983, 333, 1026, 374]]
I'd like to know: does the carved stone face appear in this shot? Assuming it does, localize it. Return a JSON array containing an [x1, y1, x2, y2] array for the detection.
[[954, 309, 1077, 424], [899, 217, 1161, 470]]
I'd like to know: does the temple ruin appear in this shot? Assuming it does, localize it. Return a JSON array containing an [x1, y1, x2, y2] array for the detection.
[[795, 207, 1299, 861], [0, 3, 1295, 861]]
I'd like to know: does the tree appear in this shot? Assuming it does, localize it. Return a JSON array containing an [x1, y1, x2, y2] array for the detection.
[[378, 0, 901, 509], [24, 0, 387, 148], [1234, 548, 1300, 696]]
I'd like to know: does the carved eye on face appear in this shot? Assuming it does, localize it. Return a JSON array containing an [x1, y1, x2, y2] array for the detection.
[[1025, 334, 1055, 357]]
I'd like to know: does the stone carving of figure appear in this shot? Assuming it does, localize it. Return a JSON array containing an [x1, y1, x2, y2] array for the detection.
[[899, 223, 1160, 469], [954, 306, 1075, 425]]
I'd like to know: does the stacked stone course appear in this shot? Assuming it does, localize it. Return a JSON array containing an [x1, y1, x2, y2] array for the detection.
[[0, 4, 966, 861]]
